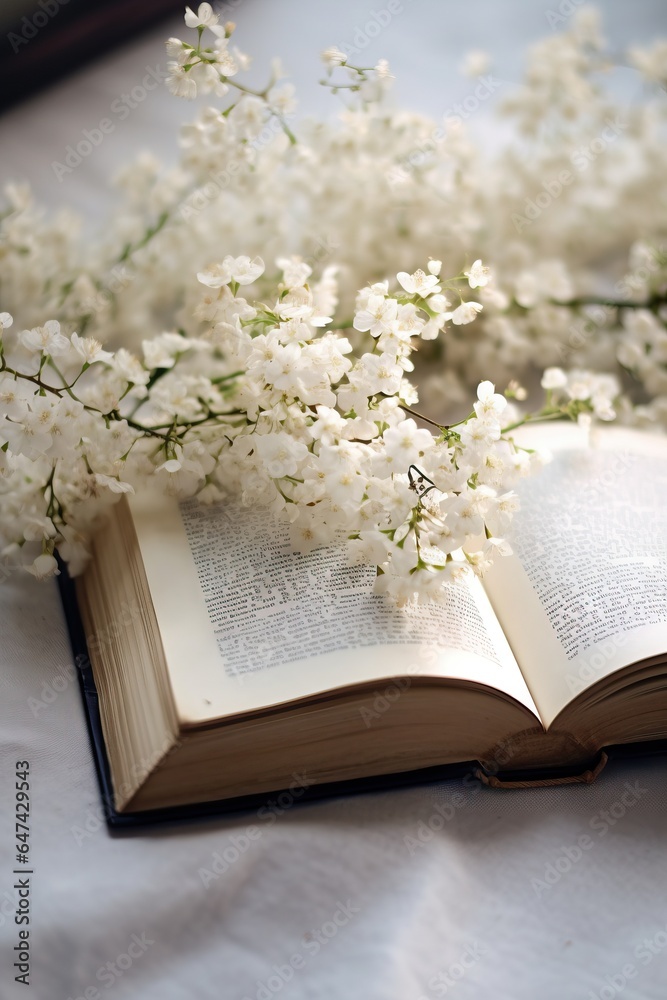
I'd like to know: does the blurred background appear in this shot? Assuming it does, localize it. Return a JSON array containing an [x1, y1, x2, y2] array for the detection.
[[1, 0, 665, 217]]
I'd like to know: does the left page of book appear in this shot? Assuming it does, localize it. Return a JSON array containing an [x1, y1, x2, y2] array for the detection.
[[128, 492, 538, 725]]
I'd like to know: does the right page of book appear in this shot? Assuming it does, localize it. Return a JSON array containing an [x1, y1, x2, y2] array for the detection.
[[483, 423, 667, 728]]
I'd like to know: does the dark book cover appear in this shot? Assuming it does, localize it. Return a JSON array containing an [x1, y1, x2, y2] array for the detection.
[[1, 0, 184, 115]]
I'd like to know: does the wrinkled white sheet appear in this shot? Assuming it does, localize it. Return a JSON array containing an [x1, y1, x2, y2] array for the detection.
[[1, 4, 667, 997]]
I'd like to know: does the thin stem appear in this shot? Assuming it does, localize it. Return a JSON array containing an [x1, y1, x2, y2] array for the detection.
[[501, 409, 564, 435], [398, 404, 444, 430], [562, 293, 666, 310]]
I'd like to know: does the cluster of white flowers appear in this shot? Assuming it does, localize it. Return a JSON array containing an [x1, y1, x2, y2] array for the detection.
[[0, 4, 663, 601], [166, 4, 243, 100], [0, 252, 611, 600]]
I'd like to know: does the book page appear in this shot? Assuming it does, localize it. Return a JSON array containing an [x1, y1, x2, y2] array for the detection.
[[484, 424, 667, 727], [128, 493, 538, 725]]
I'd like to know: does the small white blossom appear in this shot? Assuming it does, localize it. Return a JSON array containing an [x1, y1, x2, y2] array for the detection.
[[541, 367, 568, 390], [95, 474, 135, 494], [464, 259, 491, 289], [70, 333, 113, 365], [166, 64, 198, 99], [321, 46, 348, 69], [25, 553, 60, 580], [184, 3, 220, 30], [20, 320, 70, 356], [474, 381, 507, 422], [254, 432, 308, 478], [449, 301, 483, 325], [396, 269, 441, 297]]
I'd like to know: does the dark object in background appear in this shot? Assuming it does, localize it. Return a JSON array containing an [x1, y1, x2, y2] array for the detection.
[[0, 0, 185, 116]]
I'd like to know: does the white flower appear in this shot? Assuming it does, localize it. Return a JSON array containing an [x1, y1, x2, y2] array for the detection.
[[427, 260, 442, 276], [353, 294, 398, 337], [0, 376, 30, 420], [111, 348, 149, 386], [445, 490, 488, 538], [396, 269, 441, 297], [474, 381, 507, 422], [276, 256, 312, 289], [142, 332, 190, 369], [449, 301, 483, 325], [589, 376, 619, 421], [289, 509, 331, 554], [381, 419, 434, 470], [350, 353, 403, 397], [0, 312, 13, 330], [95, 473, 135, 494], [458, 417, 500, 451], [165, 37, 187, 59], [184, 3, 219, 30], [25, 553, 60, 580], [20, 320, 70, 356], [464, 259, 490, 289], [166, 64, 198, 99], [321, 46, 347, 69], [22, 515, 56, 542], [541, 367, 568, 390], [461, 50, 490, 77], [70, 333, 113, 365], [197, 261, 233, 288], [254, 432, 308, 478], [227, 255, 265, 285], [515, 261, 573, 308], [311, 406, 346, 445], [268, 83, 297, 116], [629, 40, 667, 84], [485, 491, 520, 536], [49, 396, 85, 457], [156, 458, 183, 474], [3, 397, 56, 459]]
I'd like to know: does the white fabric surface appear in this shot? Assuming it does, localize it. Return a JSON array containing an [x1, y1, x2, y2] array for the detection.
[[2, 3, 667, 998]]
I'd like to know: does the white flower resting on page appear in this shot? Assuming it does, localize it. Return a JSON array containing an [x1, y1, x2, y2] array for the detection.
[[0, 259, 620, 601]]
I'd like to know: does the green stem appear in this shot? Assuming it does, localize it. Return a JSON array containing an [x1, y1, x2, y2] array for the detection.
[[501, 409, 565, 435]]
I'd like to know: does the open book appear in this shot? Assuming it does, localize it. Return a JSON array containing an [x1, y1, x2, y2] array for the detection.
[[67, 424, 667, 815]]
